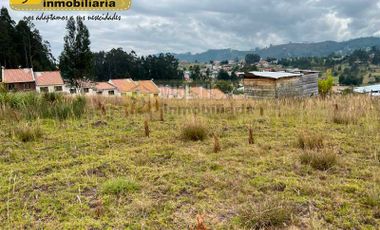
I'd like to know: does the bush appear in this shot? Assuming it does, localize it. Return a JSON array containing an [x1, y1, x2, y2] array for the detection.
[[298, 131, 324, 149], [181, 117, 208, 141], [300, 149, 337, 170], [101, 178, 140, 195], [14, 123, 43, 142], [0, 92, 86, 120], [239, 200, 297, 229], [72, 96, 86, 118], [318, 69, 334, 98]]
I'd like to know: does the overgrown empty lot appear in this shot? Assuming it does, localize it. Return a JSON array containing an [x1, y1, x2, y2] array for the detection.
[[0, 94, 379, 229]]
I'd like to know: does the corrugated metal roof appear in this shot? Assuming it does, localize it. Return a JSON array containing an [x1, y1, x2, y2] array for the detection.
[[354, 84, 380, 93], [248, 71, 302, 79]]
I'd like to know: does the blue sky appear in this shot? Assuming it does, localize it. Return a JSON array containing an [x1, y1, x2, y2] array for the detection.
[[3, 0, 380, 58]]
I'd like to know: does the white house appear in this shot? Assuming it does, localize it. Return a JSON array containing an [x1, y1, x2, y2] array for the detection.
[[35, 71, 65, 93], [95, 82, 120, 96]]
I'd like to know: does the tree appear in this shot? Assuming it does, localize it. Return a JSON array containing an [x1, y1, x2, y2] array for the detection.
[[318, 69, 334, 98], [59, 18, 93, 85], [245, 54, 260, 65], [217, 69, 231, 81], [92, 49, 182, 82], [339, 65, 363, 86], [0, 7, 54, 70], [190, 65, 201, 81], [215, 80, 233, 93]]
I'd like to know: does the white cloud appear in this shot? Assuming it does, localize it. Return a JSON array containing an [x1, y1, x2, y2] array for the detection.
[[3, 0, 380, 57]]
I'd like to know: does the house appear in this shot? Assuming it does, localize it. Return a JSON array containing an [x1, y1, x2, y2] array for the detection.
[[95, 82, 119, 96], [132, 80, 160, 97], [353, 84, 380, 96], [1, 68, 36, 91], [109, 79, 138, 96], [35, 71, 65, 93], [109, 79, 160, 97], [243, 71, 319, 98]]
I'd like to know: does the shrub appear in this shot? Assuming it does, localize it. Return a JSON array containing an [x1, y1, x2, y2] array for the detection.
[[14, 123, 43, 142], [181, 117, 208, 141], [318, 69, 334, 98], [0, 92, 86, 120], [101, 178, 140, 195], [300, 149, 337, 170], [72, 96, 87, 118], [239, 200, 297, 229], [298, 131, 324, 149]]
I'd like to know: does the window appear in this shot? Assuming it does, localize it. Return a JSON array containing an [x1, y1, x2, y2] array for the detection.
[[8, 84, 15, 90], [108, 90, 115, 95], [97, 91, 102, 95], [54, 86, 63, 92], [40, 87, 49, 93], [83, 88, 90, 93]]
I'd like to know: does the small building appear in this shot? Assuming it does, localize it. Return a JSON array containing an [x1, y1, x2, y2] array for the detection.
[[132, 80, 160, 97], [95, 82, 119, 96], [243, 71, 319, 98], [109, 79, 160, 97], [1, 68, 36, 91], [35, 71, 65, 93], [353, 84, 380, 96], [109, 79, 138, 96]]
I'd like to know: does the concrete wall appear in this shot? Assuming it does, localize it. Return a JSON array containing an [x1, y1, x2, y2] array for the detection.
[[36, 85, 65, 93]]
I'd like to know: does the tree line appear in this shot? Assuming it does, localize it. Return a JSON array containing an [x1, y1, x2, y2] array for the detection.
[[0, 7, 55, 70], [59, 18, 183, 84], [0, 7, 183, 84]]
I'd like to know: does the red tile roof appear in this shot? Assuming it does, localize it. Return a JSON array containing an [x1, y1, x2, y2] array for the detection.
[[110, 79, 160, 94], [2, 68, 34, 83], [134, 80, 160, 94], [96, 82, 116, 91], [109, 79, 137, 93], [35, 71, 64, 86]]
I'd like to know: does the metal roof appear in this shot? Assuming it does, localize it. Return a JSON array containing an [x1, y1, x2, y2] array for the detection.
[[247, 71, 302, 79], [354, 84, 380, 93]]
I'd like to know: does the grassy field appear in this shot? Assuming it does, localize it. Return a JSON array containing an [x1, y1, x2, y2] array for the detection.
[[0, 94, 379, 229]]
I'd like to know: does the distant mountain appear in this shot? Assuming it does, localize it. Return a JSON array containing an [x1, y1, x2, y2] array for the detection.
[[173, 37, 380, 62]]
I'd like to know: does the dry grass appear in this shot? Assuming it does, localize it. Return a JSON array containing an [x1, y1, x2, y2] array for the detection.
[[144, 120, 150, 137], [298, 131, 325, 149], [0, 94, 379, 229], [300, 148, 338, 170], [13, 123, 43, 142], [213, 134, 221, 153], [239, 200, 298, 229], [181, 116, 208, 141], [248, 126, 254, 144]]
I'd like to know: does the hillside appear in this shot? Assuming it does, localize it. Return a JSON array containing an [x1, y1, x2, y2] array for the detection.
[[174, 37, 380, 62]]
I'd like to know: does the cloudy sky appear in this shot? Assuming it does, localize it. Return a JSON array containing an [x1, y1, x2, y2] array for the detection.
[[3, 0, 380, 58]]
